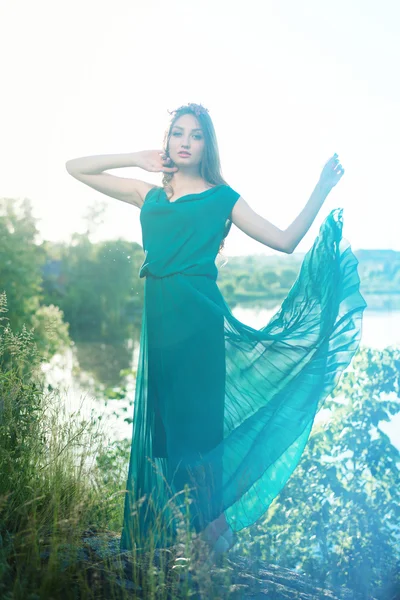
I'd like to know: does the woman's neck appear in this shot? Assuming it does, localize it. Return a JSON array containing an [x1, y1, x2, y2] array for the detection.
[[169, 174, 208, 190]]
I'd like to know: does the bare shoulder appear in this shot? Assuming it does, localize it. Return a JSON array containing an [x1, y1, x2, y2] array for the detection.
[[65, 166, 160, 209]]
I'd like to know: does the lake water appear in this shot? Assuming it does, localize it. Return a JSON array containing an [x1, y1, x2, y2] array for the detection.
[[233, 304, 400, 350], [42, 298, 400, 450]]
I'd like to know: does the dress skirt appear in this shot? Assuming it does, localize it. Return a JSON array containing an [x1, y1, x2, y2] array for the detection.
[[120, 207, 367, 551]]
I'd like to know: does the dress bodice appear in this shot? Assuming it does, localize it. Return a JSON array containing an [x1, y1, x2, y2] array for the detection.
[[138, 184, 241, 280]]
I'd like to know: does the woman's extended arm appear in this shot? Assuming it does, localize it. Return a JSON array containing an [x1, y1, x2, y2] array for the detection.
[[283, 179, 330, 253], [231, 198, 292, 253], [283, 153, 344, 252], [231, 153, 344, 254]]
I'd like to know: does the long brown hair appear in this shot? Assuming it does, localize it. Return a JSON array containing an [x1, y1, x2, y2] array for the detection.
[[161, 103, 233, 255]]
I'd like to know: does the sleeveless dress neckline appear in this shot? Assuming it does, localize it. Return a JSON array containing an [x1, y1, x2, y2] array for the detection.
[[162, 184, 226, 204]]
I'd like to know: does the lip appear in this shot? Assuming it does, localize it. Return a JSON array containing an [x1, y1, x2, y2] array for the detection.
[[178, 152, 191, 156]]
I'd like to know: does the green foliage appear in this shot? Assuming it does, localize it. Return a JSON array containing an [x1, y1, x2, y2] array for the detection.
[[0, 198, 72, 364], [0, 198, 45, 335], [0, 293, 45, 529], [42, 235, 145, 342], [30, 304, 71, 363], [233, 346, 400, 597]]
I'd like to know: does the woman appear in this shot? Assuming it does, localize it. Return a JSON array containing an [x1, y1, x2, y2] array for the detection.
[[66, 102, 367, 560]]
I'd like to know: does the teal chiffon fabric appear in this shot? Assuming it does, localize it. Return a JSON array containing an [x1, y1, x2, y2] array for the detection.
[[120, 184, 367, 551]]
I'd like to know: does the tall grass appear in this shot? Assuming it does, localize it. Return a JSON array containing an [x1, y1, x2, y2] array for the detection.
[[0, 292, 234, 599]]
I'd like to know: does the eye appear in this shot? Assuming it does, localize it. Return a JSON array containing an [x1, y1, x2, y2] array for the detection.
[[172, 132, 202, 139]]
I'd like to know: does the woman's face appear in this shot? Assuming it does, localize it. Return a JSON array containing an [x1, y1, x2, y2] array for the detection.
[[168, 113, 205, 168]]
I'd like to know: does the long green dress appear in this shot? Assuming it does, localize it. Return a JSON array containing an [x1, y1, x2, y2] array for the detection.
[[120, 184, 367, 551]]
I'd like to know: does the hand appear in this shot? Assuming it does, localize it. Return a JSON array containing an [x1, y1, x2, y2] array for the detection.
[[134, 149, 178, 173], [319, 153, 345, 191]]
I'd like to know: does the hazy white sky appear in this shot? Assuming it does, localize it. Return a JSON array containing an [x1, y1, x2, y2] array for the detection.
[[1, 0, 399, 255]]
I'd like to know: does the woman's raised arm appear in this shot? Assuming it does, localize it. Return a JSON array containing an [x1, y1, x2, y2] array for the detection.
[[65, 150, 177, 208]]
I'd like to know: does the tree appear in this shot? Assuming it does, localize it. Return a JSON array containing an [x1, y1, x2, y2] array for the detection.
[[0, 198, 71, 364]]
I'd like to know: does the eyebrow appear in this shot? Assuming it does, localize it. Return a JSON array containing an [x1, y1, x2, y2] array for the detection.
[[172, 126, 203, 132]]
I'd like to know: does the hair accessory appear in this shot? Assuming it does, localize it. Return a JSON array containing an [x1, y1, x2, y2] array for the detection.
[[169, 103, 209, 118]]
